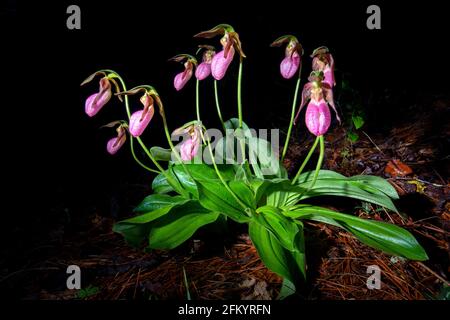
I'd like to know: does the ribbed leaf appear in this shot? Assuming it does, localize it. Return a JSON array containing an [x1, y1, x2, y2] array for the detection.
[[285, 204, 428, 261], [149, 201, 219, 250]]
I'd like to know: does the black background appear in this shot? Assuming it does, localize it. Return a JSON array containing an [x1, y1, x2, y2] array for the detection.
[[2, 0, 449, 281]]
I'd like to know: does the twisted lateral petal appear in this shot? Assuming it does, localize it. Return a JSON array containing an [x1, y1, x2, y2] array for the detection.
[[129, 107, 155, 137], [305, 99, 331, 136], [195, 62, 212, 80], [294, 82, 313, 124], [174, 68, 193, 91], [106, 136, 126, 155], [323, 66, 335, 87], [84, 79, 112, 117], [211, 46, 235, 80], [280, 51, 300, 79], [180, 134, 200, 161]]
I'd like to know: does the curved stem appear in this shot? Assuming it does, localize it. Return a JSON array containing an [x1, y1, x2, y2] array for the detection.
[[292, 136, 320, 184], [236, 61, 246, 164], [237, 61, 243, 128], [196, 78, 249, 213], [130, 137, 160, 174], [308, 135, 325, 190], [159, 101, 186, 167], [112, 72, 160, 172], [196, 79, 201, 123], [281, 66, 302, 162], [136, 137, 166, 173], [214, 80, 226, 131]]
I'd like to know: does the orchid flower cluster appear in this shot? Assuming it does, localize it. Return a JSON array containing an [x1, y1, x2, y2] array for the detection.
[[81, 24, 427, 297]]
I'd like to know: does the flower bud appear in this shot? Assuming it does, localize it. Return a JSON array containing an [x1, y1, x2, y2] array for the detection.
[[305, 99, 331, 136], [85, 78, 112, 117]]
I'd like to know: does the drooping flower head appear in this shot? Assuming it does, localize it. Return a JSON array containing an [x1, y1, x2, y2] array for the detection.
[[294, 71, 341, 136], [195, 45, 216, 80], [172, 123, 202, 162], [270, 35, 303, 79], [81, 71, 122, 117], [115, 86, 161, 137], [311, 46, 335, 87], [104, 121, 127, 155], [128, 92, 155, 137], [169, 54, 197, 91], [194, 24, 246, 80]]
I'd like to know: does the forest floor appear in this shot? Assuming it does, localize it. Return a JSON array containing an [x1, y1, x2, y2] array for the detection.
[[2, 97, 449, 300]]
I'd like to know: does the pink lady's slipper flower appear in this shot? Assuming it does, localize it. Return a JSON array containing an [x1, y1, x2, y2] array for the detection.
[[271, 35, 303, 79], [172, 124, 202, 162], [107, 125, 127, 155], [129, 93, 155, 137], [312, 46, 336, 87], [304, 98, 331, 136], [195, 46, 215, 80], [294, 72, 341, 136], [170, 54, 197, 91], [194, 24, 246, 81], [84, 77, 112, 117]]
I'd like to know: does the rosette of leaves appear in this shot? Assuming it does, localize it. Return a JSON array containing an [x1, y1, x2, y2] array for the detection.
[[114, 118, 427, 298]]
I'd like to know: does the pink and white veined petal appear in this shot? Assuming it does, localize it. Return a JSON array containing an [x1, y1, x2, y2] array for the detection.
[[305, 99, 331, 136], [129, 107, 155, 137], [280, 51, 300, 79], [211, 46, 235, 80], [195, 62, 211, 80]]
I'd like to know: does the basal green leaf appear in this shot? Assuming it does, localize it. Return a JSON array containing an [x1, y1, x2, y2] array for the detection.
[[196, 180, 253, 223], [254, 205, 299, 251], [133, 194, 188, 214], [149, 201, 219, 250], [151, 172, 174, 194], [249, 219, 305, 288], [285, 204, 428, 261]]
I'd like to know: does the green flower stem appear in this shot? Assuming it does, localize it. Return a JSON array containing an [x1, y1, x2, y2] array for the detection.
[[292, 135, 320, 184], [135, 136, 165, 173], [196, 78, 250, 214], [237, 61, 246, 164], [130, 137, 160, 174], [214, 80, 226, 132], [196, 79, 201, 123], [281, 65, 302, 162], [108, 71, 163, 174], [308, 135, 325, 190], [108, 70, 187, 196], [158, 98, 190, 171], [237, 61, 243, 128]]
